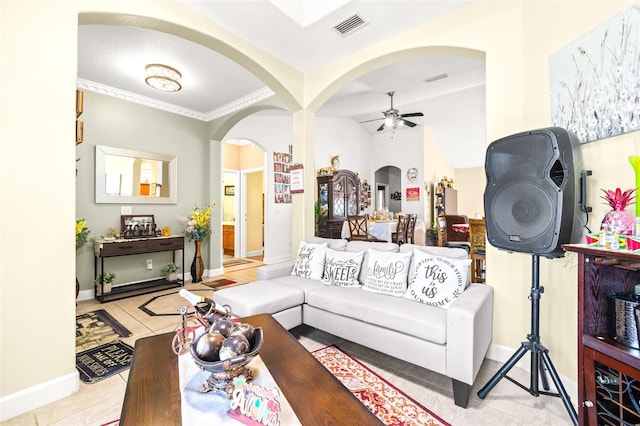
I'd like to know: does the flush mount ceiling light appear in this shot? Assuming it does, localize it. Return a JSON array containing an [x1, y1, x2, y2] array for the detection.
[[145, 64, 182, 92]]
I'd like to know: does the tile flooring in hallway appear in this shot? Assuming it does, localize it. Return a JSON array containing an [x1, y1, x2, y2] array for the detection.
[[3, 258, 574, 425]]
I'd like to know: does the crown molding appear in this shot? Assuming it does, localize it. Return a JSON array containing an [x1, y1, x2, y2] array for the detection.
[[76, 78, 274, 122]]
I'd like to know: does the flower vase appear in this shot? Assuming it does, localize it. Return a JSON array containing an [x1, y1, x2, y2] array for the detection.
[[191, 240, 205, 283], [629, 156, 640, 217]]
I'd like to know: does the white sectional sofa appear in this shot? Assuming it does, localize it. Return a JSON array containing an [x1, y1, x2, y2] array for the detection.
[[213, 238, 494, 408]]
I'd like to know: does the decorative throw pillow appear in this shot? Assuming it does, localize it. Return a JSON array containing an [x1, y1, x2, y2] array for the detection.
[[322, 248, 365, 287], [404, 249, 471, 309], [291, 242, 327, 279], [362, 249, 412, 297]]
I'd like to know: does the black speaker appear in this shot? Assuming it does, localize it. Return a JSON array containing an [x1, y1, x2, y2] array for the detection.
[[484, 127, 583, 258]]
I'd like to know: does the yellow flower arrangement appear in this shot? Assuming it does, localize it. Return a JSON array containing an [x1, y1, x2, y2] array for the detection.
[[76, 218, 90, 249], [184, 202, 217, 241]]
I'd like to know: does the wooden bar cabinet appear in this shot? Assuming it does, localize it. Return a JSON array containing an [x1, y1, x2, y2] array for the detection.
[[564, 244, 640, 425]]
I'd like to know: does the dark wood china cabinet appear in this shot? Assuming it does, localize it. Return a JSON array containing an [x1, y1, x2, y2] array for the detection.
[[317, 170, 361, 238]]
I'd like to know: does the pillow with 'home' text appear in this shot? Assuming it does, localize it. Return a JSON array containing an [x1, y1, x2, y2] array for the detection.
[[321, 248, 365, 287], [404, 249, 471, 309], [362, 249, 412, 297], [291, 242, 327, 279]]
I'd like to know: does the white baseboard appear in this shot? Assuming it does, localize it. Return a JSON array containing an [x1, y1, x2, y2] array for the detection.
[[207, 268, 223, 278], [77, 288, 93, 302], [486, 343, 577, 405], [0, 371, 79, 422]]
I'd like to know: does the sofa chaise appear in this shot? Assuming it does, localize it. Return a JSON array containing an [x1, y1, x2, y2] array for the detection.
[[213, 237, 494, 408]]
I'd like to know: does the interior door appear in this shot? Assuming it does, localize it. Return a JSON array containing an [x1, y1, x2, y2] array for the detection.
[[239, 169, 264, 258]]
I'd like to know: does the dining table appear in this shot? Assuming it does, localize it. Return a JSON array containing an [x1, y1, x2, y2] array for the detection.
[[341, 218, 425, 242]]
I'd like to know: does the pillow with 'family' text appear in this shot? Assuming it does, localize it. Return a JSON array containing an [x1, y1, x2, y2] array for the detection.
[[362, 249, 412, 297], [291, 242, 327, 279], [321, 248, 365, 287], [404, 249, 471, 309]]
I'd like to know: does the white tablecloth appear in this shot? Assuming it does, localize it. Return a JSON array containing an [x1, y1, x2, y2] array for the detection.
[[341, 219, 425, 242]]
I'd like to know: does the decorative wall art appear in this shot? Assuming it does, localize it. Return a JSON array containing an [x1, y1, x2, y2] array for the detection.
[[406, 187, 420, 202], [360, 180, 371, 211], [549, 3, 640, 143], [290, 164, 304, 194], [274, 145, 293, 203], [406, 167, 419, 183]]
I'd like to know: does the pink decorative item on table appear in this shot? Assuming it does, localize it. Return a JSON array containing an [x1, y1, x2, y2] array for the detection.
[[600, 188, 636, 236]]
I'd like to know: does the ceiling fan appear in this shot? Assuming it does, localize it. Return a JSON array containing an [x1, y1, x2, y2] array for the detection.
[[361, 91, 424, 131]]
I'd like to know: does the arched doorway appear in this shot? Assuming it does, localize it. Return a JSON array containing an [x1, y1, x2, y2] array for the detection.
[[374, 166, 401, 213]]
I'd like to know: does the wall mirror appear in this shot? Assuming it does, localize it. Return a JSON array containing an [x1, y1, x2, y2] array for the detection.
[[95, 145, 177, 204]]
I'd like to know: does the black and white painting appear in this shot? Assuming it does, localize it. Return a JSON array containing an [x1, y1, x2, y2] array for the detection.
[[550, 3, 640, 143]]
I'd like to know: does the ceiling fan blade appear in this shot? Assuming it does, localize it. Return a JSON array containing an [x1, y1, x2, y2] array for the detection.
[[400, 112, 424, 118], [360, 117, 385, 124], [399, 118, 417, 127], [376, 122, 386, 132]]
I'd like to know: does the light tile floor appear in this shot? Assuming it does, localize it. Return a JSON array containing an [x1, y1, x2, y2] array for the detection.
[[3, 260, 574, 425]]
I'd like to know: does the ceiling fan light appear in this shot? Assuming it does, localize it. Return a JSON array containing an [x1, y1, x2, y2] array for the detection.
[[145, 64, 182, 92], [384, 117, 394, 127]]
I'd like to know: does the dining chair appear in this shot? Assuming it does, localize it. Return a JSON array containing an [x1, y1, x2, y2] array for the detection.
[[347, 215, 386, 242], [436, 215, 470, 252], [405, 214, 418, 244], [468, 218, 486, 283], [392, 214, 409, 245], [347, 215, 368, 241], [444, 214, 469, 243]]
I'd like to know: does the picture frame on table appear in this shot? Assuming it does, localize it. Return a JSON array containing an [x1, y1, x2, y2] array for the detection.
[[121, 214, 156, 238]]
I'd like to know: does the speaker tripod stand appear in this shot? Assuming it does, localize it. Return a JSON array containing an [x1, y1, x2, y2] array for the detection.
[[477, 255, 578, 425]]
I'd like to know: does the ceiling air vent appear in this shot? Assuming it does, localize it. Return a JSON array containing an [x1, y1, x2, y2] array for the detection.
[[423, 73, 449, 83], [332, 13, 368, 37]]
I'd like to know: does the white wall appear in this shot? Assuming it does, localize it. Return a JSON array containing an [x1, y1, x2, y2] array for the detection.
[[315, 116, 373, 178], [456, 167, 486, 219], [371, 126, 426, 219], [223, 114, 294, 263], [224, 114, 375, 262]]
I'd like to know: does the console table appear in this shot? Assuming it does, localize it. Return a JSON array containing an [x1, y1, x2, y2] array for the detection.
[[563, 244, 640, 425], [94, 235, 184, 303]]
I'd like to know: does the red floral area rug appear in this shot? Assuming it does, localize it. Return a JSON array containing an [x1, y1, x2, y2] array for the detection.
[[312, 345, 450, 426]]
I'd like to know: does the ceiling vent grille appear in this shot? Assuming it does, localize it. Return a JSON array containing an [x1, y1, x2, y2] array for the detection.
[[424, 73, 449, 83], [333, 14, 368, 37]]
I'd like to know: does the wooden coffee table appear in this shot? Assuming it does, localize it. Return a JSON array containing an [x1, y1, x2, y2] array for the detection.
[[120, 313, 379, 425]]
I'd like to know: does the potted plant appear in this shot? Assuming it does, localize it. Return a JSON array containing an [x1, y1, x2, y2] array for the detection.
[[314, 199, 327, 236], [426, 225, 438, 246], [95, 272, 116, 295], [163, 262, 180, 281]]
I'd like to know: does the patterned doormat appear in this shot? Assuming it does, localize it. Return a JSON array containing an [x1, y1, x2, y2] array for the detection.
[[201, 278, 237, 290], [76, 341, 134, 384], [223, 258, 253, 267], [76, 310, 134, 384], [312, 345, 450, 426], [76, 309, 132, 352]]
